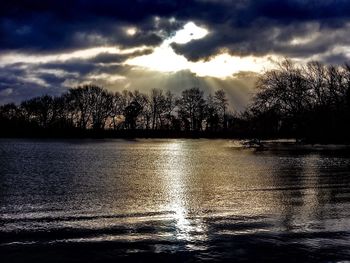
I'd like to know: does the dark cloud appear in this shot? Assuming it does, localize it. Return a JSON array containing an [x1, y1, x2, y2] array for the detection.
[[89, 49, 154, 64], [0, 0, 187, 52], [171, 20, 350, 60], [0, 44, 158, 103], [0, 54, 137, 104], [170, 0, 350, 61], [1, 0, 350, 104], [2, 0, 350, 56], [322, 52, 350, 65], [0, 63, 66, 104]]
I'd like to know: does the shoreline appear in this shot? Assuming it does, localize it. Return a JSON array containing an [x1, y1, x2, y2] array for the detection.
[[1, 134, 350, 146]]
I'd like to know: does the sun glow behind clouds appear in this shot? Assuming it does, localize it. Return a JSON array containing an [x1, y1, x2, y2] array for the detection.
[[171, 22, 209, 44], [126, 22, 277, 78], [125, 27, 137, 36]]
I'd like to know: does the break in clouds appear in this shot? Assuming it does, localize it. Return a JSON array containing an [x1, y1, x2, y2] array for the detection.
[[1, 0, 350, 105]]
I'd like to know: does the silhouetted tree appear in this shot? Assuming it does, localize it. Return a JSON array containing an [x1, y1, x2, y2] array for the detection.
[[134, 90, 150, 129], [247, 59, 350, 141], [150, 88, 165, 130], [124, 100, 142, 130], [20, 95, 55, 128], [164, 90, 177, 129], [67, 86, 94, 129], [178, 87, 205, 131], [0, 103, 23, 131], [214, 89, 229, 129], [110, 91, 123, 130], [205, 94, 219, 131]]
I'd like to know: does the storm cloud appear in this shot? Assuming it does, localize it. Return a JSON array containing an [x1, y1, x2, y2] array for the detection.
[[1, 0, 350, 104], [171, 0, 350, 60]]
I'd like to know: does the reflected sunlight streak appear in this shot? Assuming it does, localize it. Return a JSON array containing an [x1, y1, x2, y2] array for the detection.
[[158, 141, 207, 247]]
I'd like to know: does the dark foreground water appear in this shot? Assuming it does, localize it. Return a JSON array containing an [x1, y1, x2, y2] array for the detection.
[[1, 139, 350, 262]]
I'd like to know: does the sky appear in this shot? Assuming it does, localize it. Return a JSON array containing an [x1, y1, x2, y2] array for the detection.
[[1, 0, 350, 108]]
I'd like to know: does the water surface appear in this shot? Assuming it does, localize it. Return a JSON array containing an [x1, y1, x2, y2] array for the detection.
[[1, 139, 350, 262]]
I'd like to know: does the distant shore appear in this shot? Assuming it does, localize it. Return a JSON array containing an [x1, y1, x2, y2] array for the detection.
[[1, 129, 349, 145], [0, 129, 253, 139]]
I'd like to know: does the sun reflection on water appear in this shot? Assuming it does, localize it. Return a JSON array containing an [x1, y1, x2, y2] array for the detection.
[[157, 141, 208, 248]]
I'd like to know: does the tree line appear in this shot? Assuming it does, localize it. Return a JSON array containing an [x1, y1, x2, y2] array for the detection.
[[1, 59, 350, 141], [0, 86, 233, 137], [240, 59, 350, 142]]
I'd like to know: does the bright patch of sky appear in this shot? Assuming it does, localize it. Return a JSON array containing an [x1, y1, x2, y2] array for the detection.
[[126, 22, 279, 78]]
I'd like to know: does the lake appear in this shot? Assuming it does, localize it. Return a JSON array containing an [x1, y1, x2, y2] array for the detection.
[[1, 139, 350, 262]]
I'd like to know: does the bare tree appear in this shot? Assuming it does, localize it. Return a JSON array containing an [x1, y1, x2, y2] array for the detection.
[[20, 95, 55, 128], [214, 89, 228, 129], [150, 89, 165, 130], [178, 87, 205, 131]]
